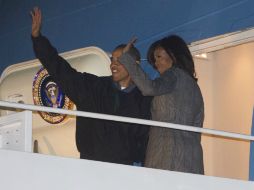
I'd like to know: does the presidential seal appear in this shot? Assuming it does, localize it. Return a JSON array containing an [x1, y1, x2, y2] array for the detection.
[[32, 67, 74, 124]]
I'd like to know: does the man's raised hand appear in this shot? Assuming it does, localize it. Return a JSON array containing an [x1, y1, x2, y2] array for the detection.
[[30, 7, 42, 37]]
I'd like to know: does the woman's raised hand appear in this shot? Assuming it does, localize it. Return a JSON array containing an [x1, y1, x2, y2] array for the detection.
[[123, 37, 137, 53]]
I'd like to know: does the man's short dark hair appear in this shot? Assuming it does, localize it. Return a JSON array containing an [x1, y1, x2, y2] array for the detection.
[[113, 44, 141, 62]]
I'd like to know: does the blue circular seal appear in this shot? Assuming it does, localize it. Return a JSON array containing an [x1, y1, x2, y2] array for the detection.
[[32, 67, 74, 124]]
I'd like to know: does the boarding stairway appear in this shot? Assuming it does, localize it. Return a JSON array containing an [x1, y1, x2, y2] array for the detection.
[[0, 101, 254, 190]]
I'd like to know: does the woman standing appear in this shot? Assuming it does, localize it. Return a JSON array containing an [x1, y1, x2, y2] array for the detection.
[[119, 35, 204, 174]]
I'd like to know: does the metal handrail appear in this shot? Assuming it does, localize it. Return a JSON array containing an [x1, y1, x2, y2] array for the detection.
[[0, 100, 254, 141]]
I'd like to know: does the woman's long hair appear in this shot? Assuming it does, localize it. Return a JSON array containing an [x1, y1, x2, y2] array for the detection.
[[147, 35, 197, 81]]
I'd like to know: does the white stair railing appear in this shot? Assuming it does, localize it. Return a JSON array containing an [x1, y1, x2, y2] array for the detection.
[[0, 100, 254, 141]]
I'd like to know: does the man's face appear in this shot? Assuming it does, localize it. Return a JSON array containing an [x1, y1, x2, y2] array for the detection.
[[110, 49, 130, 83]]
